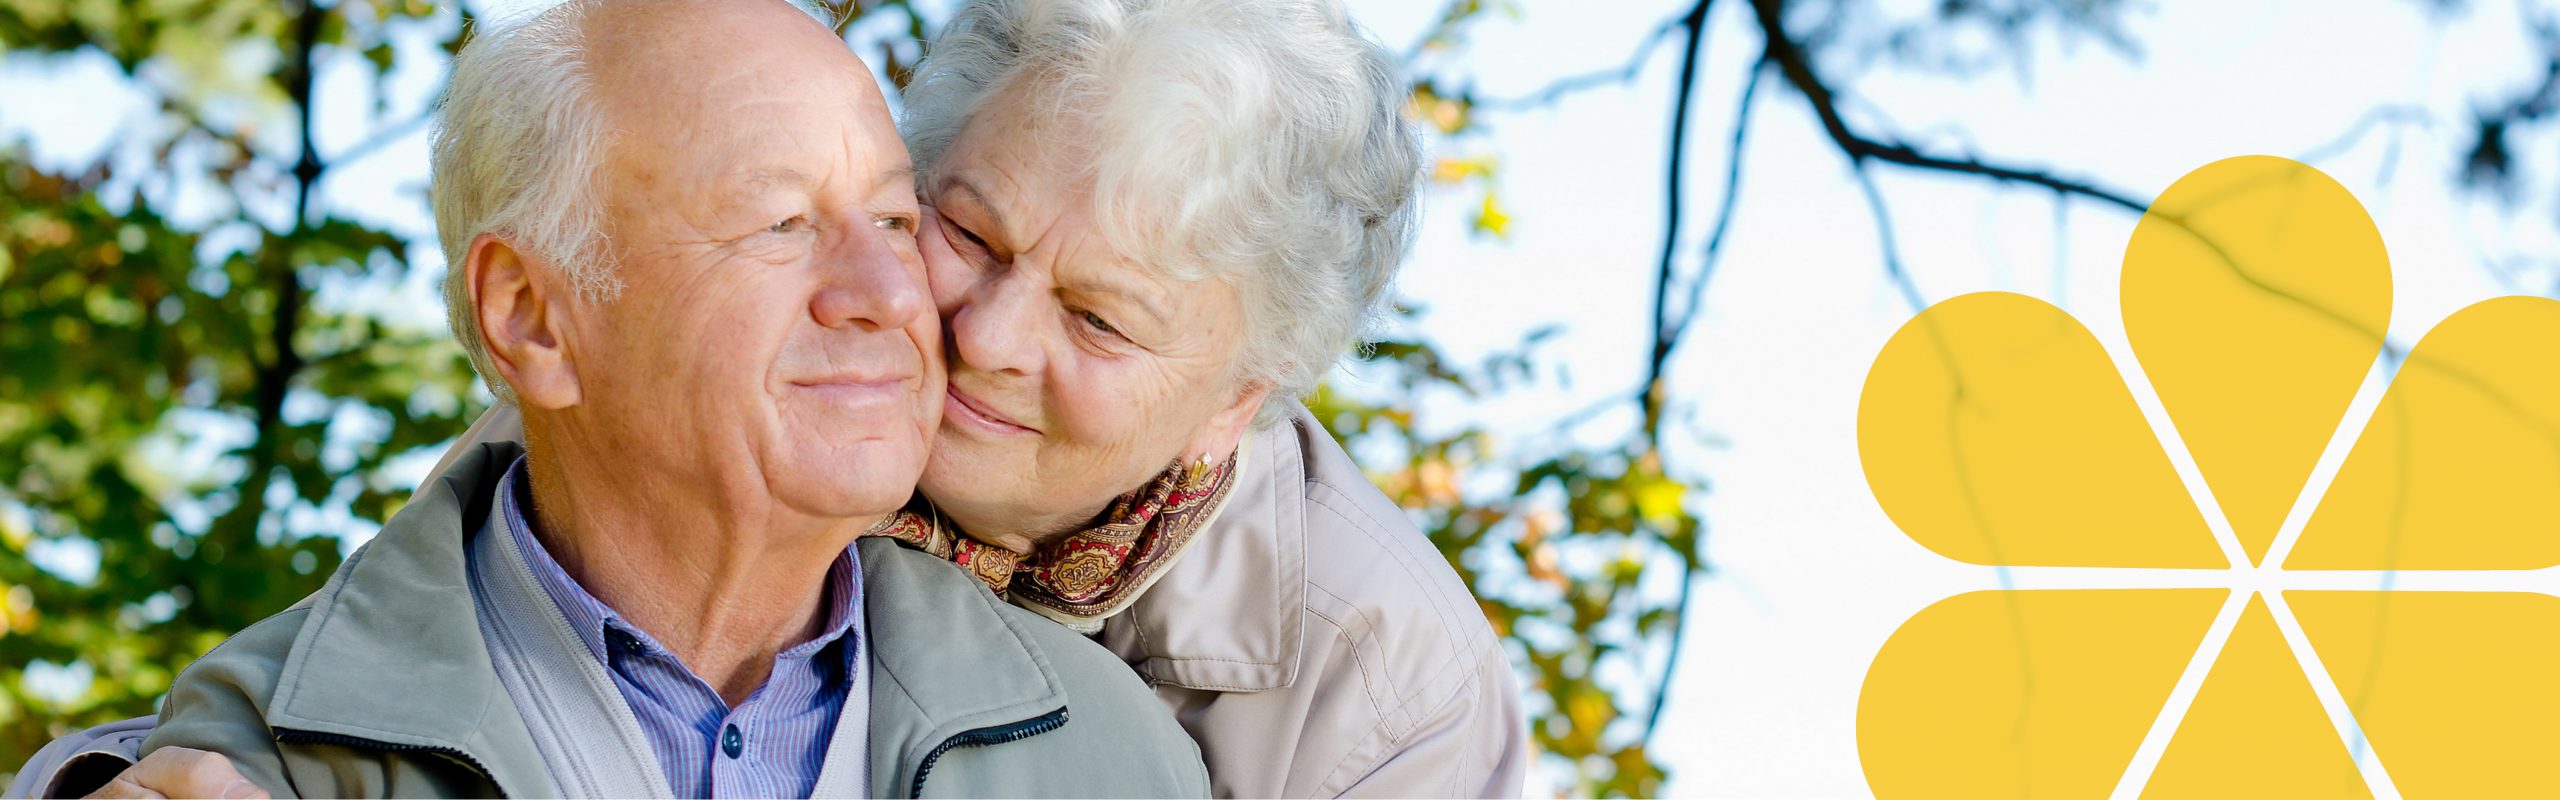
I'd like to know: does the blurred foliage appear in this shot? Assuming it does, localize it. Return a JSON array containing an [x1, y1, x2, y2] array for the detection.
[[1309, 328, 1698, 797], [1, 0, 486, 770]]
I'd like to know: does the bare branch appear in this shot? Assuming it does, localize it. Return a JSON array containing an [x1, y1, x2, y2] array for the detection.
[[331, 106, 438, 169], [1663, 58, 1768, 349], [2296, 103, 2431, 165], [1640, 0, 1717, 430], [1634, 0, 1717, 748], [1476, 17, 1687, 113], [1850, 161, 1930, 313], [1748, 0, 2413, 363], [1749, 0, 2146, 214]]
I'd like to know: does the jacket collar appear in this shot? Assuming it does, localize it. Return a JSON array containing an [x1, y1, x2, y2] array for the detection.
[[856, 537, 1071, 795], [1097, 404, 1315, 692], [261, 440, 553, 797]]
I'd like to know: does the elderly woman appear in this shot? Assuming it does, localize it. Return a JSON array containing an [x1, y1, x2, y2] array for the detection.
[[28, 0, 1528, 796], [874, 0, 1531, 795]]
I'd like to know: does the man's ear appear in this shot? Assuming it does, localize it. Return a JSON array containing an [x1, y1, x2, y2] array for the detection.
[[468, 233, 582, 410], [1184, 380, 1276, 465]]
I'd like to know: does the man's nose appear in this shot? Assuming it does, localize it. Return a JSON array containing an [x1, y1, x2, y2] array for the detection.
[[810, 224, 928, 332]]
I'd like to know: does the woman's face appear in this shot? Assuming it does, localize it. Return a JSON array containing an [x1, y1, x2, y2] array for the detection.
[[913, 103, 1269, 545]]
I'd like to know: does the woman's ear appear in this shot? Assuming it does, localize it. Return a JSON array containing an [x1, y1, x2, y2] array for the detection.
[[1185, 380, 1276, 464], [468, 233, 583, 410]]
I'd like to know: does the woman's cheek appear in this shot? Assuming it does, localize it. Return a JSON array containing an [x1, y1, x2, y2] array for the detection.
[[1071, 356, 1190, 466], [1050, 357, 1141, 449], [916, 216, 973, 313]]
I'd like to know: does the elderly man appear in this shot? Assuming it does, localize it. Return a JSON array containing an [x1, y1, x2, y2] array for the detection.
[[6, 0, 1208, 797]]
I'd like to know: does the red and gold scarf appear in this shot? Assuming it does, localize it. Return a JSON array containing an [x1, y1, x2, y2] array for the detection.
[[866, 453, 1239, 630]]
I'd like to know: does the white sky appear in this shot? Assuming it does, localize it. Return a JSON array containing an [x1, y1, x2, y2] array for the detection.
[[7, 0, 2560, 796], [1354, 0, 2560, 796]]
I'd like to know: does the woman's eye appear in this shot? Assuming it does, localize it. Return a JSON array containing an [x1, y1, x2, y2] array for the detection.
[[875, 215, 913, 233], [1079, 310, 1120, 337], [768, 215, 809, 234]]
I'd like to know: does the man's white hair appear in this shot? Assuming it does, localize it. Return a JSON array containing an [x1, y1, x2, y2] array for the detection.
[[433, 0, 623, 405], [900, 0, 1426, 429]]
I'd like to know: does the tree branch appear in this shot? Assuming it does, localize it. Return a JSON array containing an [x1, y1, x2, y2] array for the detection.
[[1662, 57, 1767, 350], [1851, 160, 1930, 313], [1634, 0, 1716, 748], [217, 0, 327, 562], [1749, 0, 2408, 362], [1640, 0, 1716, 432], [1748, 0, 2146, 214], [2295, 103, 2430, 166], [331, 106, 438, 169], [1475, 17, 1686, 113]]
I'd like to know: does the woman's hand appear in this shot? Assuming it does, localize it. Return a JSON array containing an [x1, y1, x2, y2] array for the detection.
[[84, 746, 268, 799]]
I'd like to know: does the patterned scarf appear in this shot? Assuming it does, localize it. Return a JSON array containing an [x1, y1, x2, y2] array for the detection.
[[865, 453, 1239, 630]]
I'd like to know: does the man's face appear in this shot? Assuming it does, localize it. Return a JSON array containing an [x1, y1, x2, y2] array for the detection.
[[551, 0, 941, 520]]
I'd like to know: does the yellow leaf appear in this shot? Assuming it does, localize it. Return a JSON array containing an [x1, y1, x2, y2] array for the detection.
[[1630, 475, 1684, 527], [1474, 191, 1511, 239]]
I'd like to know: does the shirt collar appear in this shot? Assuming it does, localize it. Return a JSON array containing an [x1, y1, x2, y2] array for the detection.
[[494, 456, 864, 668]]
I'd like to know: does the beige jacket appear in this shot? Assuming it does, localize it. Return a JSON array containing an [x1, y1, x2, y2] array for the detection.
[[1110, 403, 1529, 797], [431, 402, 1530, 798]]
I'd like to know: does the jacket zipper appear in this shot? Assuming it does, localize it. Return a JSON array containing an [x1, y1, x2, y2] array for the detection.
[[272, 727, 508, 798], [907, 707, 1069, 797]]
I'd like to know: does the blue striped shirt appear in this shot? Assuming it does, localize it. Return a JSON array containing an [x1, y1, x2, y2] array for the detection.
[[495, 458, 865, 799]]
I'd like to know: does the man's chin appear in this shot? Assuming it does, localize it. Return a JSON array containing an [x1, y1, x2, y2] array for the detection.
[[769, 441, 924, 514], [780, 482, 920, 527]]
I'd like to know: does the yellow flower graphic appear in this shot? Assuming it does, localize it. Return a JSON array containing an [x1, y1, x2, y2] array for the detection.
[[1855, 156, 2560, 798]]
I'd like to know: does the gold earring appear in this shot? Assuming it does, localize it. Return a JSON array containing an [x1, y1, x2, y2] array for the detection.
[[1179, 453, 1216, 490]]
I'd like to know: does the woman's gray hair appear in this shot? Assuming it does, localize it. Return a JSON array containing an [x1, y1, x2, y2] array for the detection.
[[901, 0, 1426, 429], [432, 0, 621, 404]]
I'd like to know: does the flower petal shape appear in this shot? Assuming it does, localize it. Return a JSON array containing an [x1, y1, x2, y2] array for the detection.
[[1859, 589, 2225, 798], [2123, 156, 2391, 565], [2288, 591, 2560, 797], [2288, 296, 2560, 570], [1860, 291, 2223, 567], [2145, 595, 2369, 799]]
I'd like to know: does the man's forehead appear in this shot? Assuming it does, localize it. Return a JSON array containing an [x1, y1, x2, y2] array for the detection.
[[581, 0, 829, 49], [579, 0, 887, 111], [725, 162, 915, 195]]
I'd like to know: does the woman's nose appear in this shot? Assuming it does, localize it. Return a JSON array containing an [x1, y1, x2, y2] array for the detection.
[[916, 207, 972, 317], [810, 225, 929, 332], [948, 271, 1043, 377]]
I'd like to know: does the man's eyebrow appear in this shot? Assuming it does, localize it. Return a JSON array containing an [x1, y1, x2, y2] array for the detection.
[[731, 165, 817, 192]]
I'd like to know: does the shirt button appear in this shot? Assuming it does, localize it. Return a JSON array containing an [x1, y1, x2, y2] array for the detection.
[[722, 724, 743, 759]]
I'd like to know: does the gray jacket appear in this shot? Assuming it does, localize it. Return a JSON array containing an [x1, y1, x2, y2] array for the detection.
[[18, 441, 1206, 798]]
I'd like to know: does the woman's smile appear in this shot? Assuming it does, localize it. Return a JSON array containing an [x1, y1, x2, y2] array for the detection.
[[944, 381, 1039, 436]]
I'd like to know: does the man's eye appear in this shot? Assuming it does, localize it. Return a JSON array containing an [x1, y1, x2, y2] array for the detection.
[[875, 215, 913, 233], [1080, 310, 1120, 337], [768, 215, 809, 234]]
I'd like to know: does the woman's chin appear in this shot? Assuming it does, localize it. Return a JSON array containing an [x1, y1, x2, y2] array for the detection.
[[917, 444, 1028, 522]]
